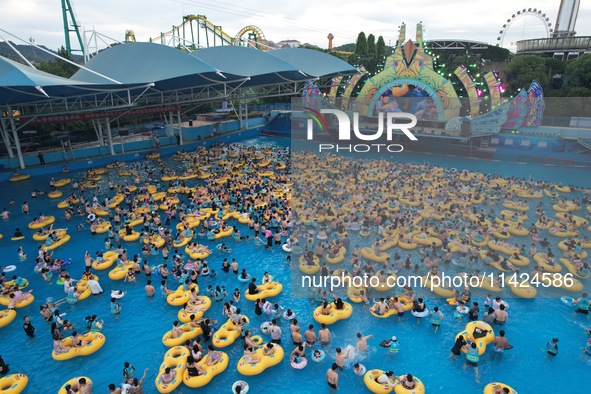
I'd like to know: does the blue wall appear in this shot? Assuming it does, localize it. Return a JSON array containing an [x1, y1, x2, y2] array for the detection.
[[0, 118, 267, 172], [0, 126, 263, 181], [520, 126, 591, 139], [182, 118, 266, 142]]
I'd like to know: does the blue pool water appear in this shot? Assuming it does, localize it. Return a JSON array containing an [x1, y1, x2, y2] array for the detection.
[[0, 136, 590, 393]]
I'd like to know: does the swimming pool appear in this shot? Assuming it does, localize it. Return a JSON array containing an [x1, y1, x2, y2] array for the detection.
[[0, 136, 590, 393]]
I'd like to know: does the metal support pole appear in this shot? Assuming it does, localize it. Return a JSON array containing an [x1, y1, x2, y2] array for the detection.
[[93, 119, 105, 146], [105, 118, 115, 156], [238, 101, 243, 129], [245, 101, 248, 129], [178, 110, 183, 145], [0, 118, 14, 158], [8, 107, 25, 169]]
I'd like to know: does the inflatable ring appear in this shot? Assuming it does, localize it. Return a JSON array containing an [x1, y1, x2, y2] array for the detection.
[[354, 364, 367, 376], [291, 356, 308, 369], [58, 377, 92, 394], [232, 381, 249, 394], [251, 335, 263, 346], [0, 374, 28, 393], [238, 275, 251, 283], [87, 213, 96, 221], [411, 308, 429, 318], [0, 309, 17, 328], [313, 350, 326, 363], [282, 243, 292, 253], [483, 382, 518, 394], [111, 291, 126, 299], [260, 321, 271, 334], [3, 265, 17, 272], [560, 296, 576, 306]]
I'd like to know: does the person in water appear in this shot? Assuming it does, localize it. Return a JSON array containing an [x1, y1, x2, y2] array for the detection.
[[546, 337, 559, 356]]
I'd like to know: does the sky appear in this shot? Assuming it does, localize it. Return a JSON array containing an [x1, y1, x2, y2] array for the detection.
[[1, 0, 590, 54]]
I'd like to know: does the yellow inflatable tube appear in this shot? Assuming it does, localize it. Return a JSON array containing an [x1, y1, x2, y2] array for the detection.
[[0, 293, 34, 309], [28, 216, 55, 229], [184, 245, 211, 260], [476, 275, 502, 292], [483, 382, 518, 394], [178, 297, 212, 323], [54, 178, 71, 187], [326, 247, 347, 264], [52, 331, 106, 360], [464, 321, 494, 353], [394, 375, 426, 394], [58, 377, 92, 394], [213, 317, 250, 348], [213, 227, 234, 239], [0, 309, 17, 328], [422, 276, 456, 297], [412, 235, 442, 247], [183, 351, 229, 388], [533, 253, 562, 273], [118, 229, 141, 242], [313, 302, 353, 325], [244, 282, 283, 301], [155, 346, 188, 393], [360, 248, 390, 263], [95, 221, 112, 234], [237, 343, 284, 376], [364, 369, 396, 393], [9, 174, 31, 182], [507, 279, 537, 298], [33, 229, 66, 241], [48, 191, 63, 199], [43, 234, 71, 251], [108, 263, 134, 280], [167, 284, 198, 306], [0, 374, 28, 394], [346, 286, 366, 303], [162, 323, 203, 347], [91, 251, 118, 270], [299, 256, 320, 274]]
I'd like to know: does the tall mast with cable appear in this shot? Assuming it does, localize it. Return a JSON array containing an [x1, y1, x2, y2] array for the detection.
[[61, 0, 85, 56]]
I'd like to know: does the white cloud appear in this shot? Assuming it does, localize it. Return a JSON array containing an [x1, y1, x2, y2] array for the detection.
[[1, 0, 589, 52]]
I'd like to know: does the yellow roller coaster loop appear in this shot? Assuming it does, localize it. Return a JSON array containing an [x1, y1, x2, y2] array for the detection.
[[147, 15, 268, 51]]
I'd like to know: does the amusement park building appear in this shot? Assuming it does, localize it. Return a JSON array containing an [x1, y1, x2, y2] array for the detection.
[[0, 42, 359, 168]]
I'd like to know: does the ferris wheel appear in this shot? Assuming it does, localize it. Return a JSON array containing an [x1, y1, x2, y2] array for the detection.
[[496, 8, 553, 48]]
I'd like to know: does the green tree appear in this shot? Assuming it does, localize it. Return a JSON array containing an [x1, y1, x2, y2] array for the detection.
[[504, 55, 548, 93], [566, 87, 591, 97], [354, 32, 367, 57], [544, 57, 565, 89], [376, 36, 386, 60], [347, 53, 359, 66], [565, 53, 591, 88], [36, 46, 80, 78], [367, 34, 376, 58]]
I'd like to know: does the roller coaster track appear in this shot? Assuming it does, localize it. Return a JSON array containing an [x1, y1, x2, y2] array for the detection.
[[149, 14, 268, 50]]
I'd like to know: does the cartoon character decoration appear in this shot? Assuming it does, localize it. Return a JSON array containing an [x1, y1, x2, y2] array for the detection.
[[391, 84, 409, 97], [415, 97, 438, 120], [374, 85, 433, 117]]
